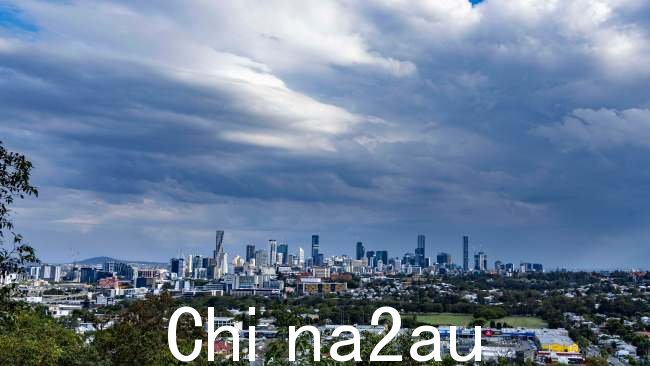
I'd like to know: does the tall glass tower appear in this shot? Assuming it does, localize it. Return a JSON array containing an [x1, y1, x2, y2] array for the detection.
[[311, 235, 320, 265], [245, 244, 255, 263], [214, 230, 224, 258], [269, 239, 278, 266], [213, 230, 225, 279], [356, 241, 365, 260], [463, 235, 469, 272], [415, 234, 426, 267]]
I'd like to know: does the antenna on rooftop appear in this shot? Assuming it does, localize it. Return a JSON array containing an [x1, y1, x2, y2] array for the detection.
[[70, 248, 79, 268]]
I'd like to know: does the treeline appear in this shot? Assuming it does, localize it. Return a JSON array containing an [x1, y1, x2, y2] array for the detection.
[[0, 301, 219, 365], [0, 293, 254, 366]]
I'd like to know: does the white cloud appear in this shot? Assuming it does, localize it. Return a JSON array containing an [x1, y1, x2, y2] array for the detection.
[[371, 0, 480, 36], [8, 0, 384, 153], [221, 131, 336, 152]]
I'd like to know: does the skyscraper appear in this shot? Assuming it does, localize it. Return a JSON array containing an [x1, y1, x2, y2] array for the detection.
[[474, 251, 487, 271], [437, 252, 452, 265], [355, 241, 365, 260], [170, 258, 184, 277], [463, 235, 469, 272], [254, 250, 268, 268], [298, 247, 305, 265], [415, 234, 426, 267], [220, 253, 229, 275], [245, 244, 256, 263], [366, 251, 376, 268], [311, 235, 319, 264], [214, 230, 224, 258], [213, 230, 226, 279], [186, 254, 193, 277], [278, 243, 289, 265], [192, 255, 204, 271], [269, 240, 278, 266], [376, 250, 388, 267]]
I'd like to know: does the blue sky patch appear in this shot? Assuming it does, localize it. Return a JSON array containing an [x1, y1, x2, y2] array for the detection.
[[0, 5, 38, 32]]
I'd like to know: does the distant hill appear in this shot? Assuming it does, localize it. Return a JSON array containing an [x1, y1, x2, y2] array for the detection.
[[76, 256, 167, 266]]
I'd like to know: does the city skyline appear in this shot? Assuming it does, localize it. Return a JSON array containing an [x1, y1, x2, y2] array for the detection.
[[30, 229, 638, 270], [37, 231, 615, 272], [2, 1, 650, 268]]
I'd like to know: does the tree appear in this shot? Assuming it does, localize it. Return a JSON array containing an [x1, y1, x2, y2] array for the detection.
[[474, 306, 507, 320], [92, 292, 202, 365], [0, 141, 38, 298], [0, 304, 103, 366], [469, 318, 486, 327]]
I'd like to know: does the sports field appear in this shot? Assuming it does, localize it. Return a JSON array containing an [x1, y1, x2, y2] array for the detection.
[[415, 313, 547, 328]]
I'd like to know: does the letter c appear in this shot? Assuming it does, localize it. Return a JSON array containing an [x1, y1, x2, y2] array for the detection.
[[168, 306, 202, 362]]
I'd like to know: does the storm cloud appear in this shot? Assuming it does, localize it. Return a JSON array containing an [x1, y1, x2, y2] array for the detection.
[[1, 0, 649, 268]]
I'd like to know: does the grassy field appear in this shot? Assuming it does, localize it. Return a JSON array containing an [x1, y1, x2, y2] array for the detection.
[[499, 316, 547, 328], [415, 313, 547, 328]]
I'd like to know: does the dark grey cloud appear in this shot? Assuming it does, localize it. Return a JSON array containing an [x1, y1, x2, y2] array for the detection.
[[1, 0, 649, 268]]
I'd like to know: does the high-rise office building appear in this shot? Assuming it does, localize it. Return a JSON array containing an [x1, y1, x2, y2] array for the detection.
[[245, 244, 256, 263], [220, 253, 228, 275], [192, 255, 204, 270], [376, 250, 388, 267], [392, 258, 402, 271], [232, 255, 245, 268], [298, 247, 305, 265], [269, 240, 278, 266], [27, 266, 40, 280], [463, 235, 469, 272], [103, 261, 132, 278], [213, 230, 226, 279], [186, 255, 193, 277], [402, 252, 416, 266], [80, 267, 96, 284], [214, 230, 224, 258], [311, 235, 319, 264], [278, 243, 289, 265], [170, 258, 185, 277], [415, 234, 426, 267], [355, 241, 365, 260], [366, 251, 376, 268], [474, 251, 487, 271], [254, 250, 268, 268], [437, 252, 452, 265], [40, 264, 62, 282]]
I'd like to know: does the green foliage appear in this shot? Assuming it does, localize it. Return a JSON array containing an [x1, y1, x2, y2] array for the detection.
[[0, 305, 103, 366], [469, 318, 486, 327], [0, 291, 252, 365], [93, 292, 203, 365], [0, 141, 39, 302], [474, 306, 507, 320]]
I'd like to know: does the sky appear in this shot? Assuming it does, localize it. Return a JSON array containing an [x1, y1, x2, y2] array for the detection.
[[1, 0, 650, 269]]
